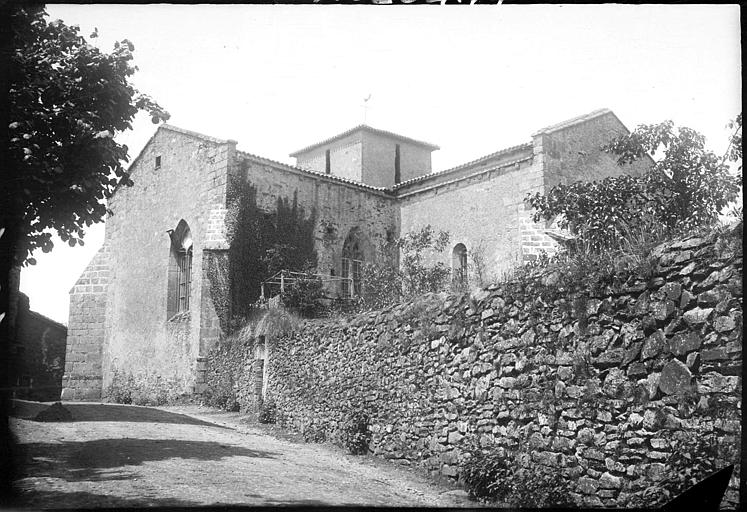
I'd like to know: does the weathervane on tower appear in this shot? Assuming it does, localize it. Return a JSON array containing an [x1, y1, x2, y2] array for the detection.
[[362, 94, 372, 124]]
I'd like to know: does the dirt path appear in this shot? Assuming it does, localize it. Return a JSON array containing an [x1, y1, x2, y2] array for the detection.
[[10, 401, 477, 508]]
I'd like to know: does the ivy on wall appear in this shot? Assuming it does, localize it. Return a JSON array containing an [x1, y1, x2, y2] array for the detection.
[[204, 250, 231, 333], [227, 180, 317, 322]]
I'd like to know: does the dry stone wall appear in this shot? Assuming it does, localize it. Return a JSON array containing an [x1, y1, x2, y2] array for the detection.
[[208, 229, 742, 508]]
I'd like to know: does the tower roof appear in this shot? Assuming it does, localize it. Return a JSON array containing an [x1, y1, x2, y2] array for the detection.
[[289, 124, 439, 157]]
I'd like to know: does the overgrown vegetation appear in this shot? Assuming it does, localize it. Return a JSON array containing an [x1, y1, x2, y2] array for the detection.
[[105, 370, 181, 406], [201, 334, 242, 412], [467, 239, 492, 289], [626, 431, 740, 508], [527, 116, 742, 253], [521, 115, 742, 294], [338, 407, 372, 455], [280, 272, 325, 318], [203, 308, 301, 413], [302, 420, 327, 443], [361, 225, 452, 310], [228, 180, 317, 326], [460, 439, 575, 507], [258, 396, 276, 424], [3, 5, 170, 267]]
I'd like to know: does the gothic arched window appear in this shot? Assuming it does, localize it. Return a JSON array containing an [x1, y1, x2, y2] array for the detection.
[[342, 229, 365, 298], [167, 220, 193, 319], [452, 243, 468, 286]]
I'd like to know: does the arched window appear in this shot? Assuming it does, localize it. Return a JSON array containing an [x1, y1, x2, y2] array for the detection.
[[167, 220, 193, 319], [342, 229, 365, 298], [452, 243, 468, 286]]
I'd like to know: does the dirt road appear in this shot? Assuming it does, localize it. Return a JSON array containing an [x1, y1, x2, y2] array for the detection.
[[10, 401, 477, 508]]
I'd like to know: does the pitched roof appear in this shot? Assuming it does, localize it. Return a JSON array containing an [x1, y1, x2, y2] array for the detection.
[[124, 124, 234, 180], [160, 124, 237, 145], [531, 108, 614, 136], [289, 124, 440, 157], [237, 150, 394, 196], [393, 142, 532, 190], [27, 310, 68, 331]]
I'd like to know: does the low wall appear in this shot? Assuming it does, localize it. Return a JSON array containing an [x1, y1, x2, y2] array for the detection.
[[210, 229, 742, 507]]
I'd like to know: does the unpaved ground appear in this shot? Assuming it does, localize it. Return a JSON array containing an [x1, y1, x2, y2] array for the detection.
[[10, 401, 478, 508]]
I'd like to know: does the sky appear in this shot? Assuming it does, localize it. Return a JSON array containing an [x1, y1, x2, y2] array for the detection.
[[21, 4, 742, 324]]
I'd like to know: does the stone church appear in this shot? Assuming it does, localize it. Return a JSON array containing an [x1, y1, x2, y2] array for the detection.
[[61, 108, 651, 400]]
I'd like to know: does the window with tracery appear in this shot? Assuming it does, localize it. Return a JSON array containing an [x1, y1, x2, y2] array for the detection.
[[167, 220, 193, 319]]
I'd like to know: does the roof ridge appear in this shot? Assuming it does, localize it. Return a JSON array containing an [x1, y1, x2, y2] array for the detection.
[[161, 124, 237, 145], [289, 124, 439, 157], [532, 108, 612, 136], [237, 149, 392, 194], [27, 309, 68, 330], [393, 141, 533, 190]]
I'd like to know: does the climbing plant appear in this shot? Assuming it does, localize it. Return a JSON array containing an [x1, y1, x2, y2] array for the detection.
[[227, 180, 317, 323]]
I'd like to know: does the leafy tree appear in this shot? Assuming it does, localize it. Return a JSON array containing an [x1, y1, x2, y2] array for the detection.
[[2, 6, 170, 266], [399, 225, 451, 296], [280, 272, 324, 318], [0, 5, 168, 498], [361, 225, 451, 309], [526, 118, 742, 252]]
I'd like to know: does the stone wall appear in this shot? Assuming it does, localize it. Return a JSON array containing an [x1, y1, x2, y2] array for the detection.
[[62, 243, 110, 400], [12, 293, 67, 402], [397, 110, 653, 282], [94, 126, 235, 399], [293, 131, 364, 183], [235, 153, 399, 295], [536, 110, 651, 191], [257, 229, 741, 508], [398, 148, 541, 280], [361, 131, 433, 188]]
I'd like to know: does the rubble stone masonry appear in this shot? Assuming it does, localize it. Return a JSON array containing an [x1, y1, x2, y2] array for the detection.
[[253, 229, 742, 508]]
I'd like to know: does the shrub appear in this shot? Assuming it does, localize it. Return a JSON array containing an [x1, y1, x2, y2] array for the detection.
[[460, 441, 576, 507], [253, 307, 301, 340], [510, 464, 576, 508], [105, 370, 181, 406], [338, 407, 371, 455], [460, 442, 513, 502], [526, 118, 742, 254], [106, 371, 134, 404], [302, 420, 328, 443], [360, 225, 452, 311], [258, 397, 276, 424], [280, 272, 325, 318]]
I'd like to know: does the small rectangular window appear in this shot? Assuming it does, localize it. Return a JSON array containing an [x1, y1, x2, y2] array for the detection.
[[155, 155, 162, 169], [394, 144, 401, 184], [325, 149, 331, 174]]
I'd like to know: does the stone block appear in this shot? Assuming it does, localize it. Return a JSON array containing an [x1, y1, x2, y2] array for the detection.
[[714, 316, 736, 332], [682, 307, 713, 326], [665, 331, 701, 356], [658, 359, 692, 395], [701, 348, 727, 361]]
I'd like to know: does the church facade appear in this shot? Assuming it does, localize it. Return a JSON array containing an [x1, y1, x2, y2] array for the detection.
[[61, 108, 651, 401]]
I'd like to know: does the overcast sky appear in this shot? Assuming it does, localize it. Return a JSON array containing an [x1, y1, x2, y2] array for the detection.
[[21, 4, 741, 323]]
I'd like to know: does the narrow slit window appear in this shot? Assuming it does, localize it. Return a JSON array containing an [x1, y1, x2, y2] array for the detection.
[[325, 149, 331, 174], [394, 144, 401, 184], [155, 155, 162, 169]]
